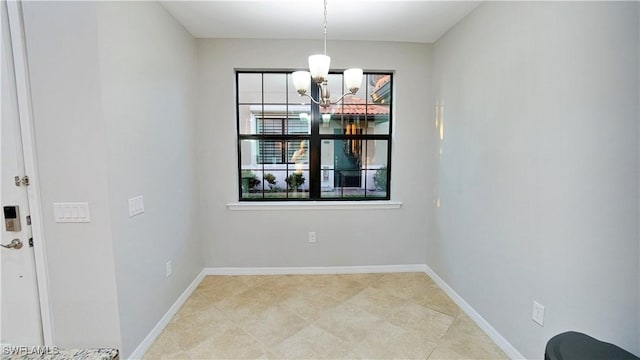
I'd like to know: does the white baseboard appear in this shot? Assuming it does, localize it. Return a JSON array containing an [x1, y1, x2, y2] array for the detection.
[[203, 264, 427, 276], [130, 264, 524, 360], [423, 265, 526, 360], [127, 269, 207, 360]]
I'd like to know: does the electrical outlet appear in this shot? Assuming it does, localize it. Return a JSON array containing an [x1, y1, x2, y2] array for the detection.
[[165, 260, 172, 278], [308, 231, 317, 243], [532, 301, 545, 326]]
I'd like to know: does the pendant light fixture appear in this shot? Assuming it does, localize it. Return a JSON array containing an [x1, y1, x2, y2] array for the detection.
[[291, 0, 363, 108]]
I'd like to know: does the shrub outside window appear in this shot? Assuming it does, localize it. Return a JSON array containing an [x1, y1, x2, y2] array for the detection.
[[237, 71, 392, 201]]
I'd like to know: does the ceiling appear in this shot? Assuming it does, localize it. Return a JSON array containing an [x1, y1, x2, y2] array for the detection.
[[160, 1, 481, 43]]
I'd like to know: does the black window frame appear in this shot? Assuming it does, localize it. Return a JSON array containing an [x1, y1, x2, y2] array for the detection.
[[236, 70, 393, 201]]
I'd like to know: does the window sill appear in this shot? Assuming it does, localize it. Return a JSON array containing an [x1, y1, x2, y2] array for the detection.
[[227, 201, 403, 211]]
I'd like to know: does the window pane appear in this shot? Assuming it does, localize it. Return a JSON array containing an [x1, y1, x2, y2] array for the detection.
[[240, 139, 260, 166], [260, 140, 284, 164], [320, 139, 388, 199], [367, 74, 391, 105], [241, 104, 311, 135], [365, 104, 390, 135], [326, 73, 343, 102], [240, 168, 263, 199], [258, 117, 283, 136], [287, 139, 308, 167], [240, 138, 311, 166], [286, 106, 311, 135], [320, 139, 363, 198], [285, 169, 309, 198], [239, 139, 263, 199], [263, 73, 287, 104], [238, 73, 262, 104], [286, 140, 309, 198], [238, 105, 258, 135], [363, 139, 389, 198], [241, 138, 281, 165]]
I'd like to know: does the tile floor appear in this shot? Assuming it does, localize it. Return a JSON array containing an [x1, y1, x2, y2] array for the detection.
[[143, 273, 508, 359]]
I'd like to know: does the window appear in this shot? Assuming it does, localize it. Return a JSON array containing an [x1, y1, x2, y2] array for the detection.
[[237, 71, 392, 201]]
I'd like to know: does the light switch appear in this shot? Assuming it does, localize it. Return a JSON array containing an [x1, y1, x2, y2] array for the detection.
[[54, 202, 91, 223], [128, 195, 144, 217]]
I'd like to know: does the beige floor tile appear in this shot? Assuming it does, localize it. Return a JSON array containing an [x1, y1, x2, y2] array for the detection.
[[277, 289, 340, 321], [301, 274, 367, 301], [197, 275, 245, 290], [197, 275, 251, 302], [144, 350, 189, 360], [409, 282, 462, 317], [272, 324, 352, 359], [163, 306, 237, 351], [185, 327, 265, 359], [237, 274, 277, 288], [428, 313, 509, 360], [355, 328, 440, 359], [172, 292, 219, 322], [345, 286, 408, 320], [142, 329, 181, 359], [336, 273, 385, 285], [372, 272, 436, 300], [388, 301, 455, 342], [215, 285, 284, 321], [236, 305, 307, 347], [314, 302, 387, 344]]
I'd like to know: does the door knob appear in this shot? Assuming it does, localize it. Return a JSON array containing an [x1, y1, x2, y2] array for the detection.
[[1, 239, 23, 249]]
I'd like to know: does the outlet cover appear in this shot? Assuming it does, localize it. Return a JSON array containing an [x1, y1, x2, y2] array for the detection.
[[532, 301, 545, 326], [165, 260, 172, 278]]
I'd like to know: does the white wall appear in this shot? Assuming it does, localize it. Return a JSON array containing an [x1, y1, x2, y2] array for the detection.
[[22, 1, 201, 356], [21, 1, 122, 349], [97, 2, 201, 358], [431, 2, 639, 358], [197, 39, 435, 267]]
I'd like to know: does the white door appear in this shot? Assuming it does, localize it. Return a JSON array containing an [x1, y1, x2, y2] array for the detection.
[[0, 0, 44, 346]]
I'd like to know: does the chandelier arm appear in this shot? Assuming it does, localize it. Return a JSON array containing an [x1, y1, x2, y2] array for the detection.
[[298, 92, 322, 105], [331, 92, 357, 106]]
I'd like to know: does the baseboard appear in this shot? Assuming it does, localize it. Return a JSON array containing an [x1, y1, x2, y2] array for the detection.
[[203, 264, 428, 276], [423, 265, 526, 360], [127, 269, 207, 360]]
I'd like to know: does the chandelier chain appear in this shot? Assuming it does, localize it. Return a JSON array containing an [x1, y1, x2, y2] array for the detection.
[[323, 0, 327, 55]]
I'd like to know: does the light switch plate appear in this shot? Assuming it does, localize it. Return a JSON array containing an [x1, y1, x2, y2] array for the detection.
[[54, 202, 91, 223], [128, 196, 144, 217]]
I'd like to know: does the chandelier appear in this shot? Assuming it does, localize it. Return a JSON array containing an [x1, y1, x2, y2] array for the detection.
[[292, 0, 363, 108]]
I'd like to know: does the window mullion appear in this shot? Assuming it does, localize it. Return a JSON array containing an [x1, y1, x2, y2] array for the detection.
[[309, 82, 321, 198]]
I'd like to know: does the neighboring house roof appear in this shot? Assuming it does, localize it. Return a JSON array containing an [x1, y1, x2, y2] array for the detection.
[[370, 74, 391, 104], [321, 96, 389, 116]]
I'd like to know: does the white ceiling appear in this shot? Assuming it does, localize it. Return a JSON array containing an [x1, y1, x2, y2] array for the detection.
[[160, 1, 481, 43]]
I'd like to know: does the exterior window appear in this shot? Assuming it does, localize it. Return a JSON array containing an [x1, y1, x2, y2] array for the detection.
[[237, 71, 392, 200]]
